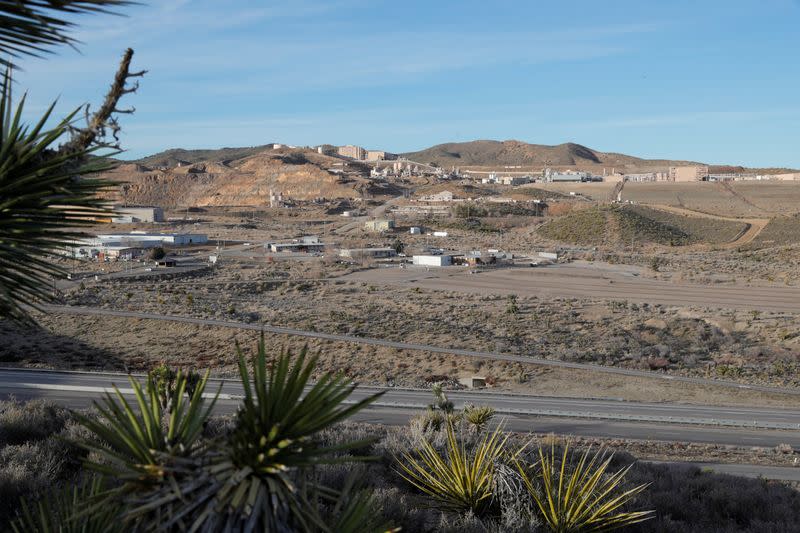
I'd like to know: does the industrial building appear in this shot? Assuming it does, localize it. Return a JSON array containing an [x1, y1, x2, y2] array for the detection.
[[364, 219, 395, 232], [316, 144, 337, 155], [338, 145, 366, 160], [668, 166, 709, 182], [548, 171, 590, 182], [94, 232, 207, 246], [267, 236, 325, 253], [111, 206, 164, 223], [413, 254, 452, 267], [420, 190, 456, 202], [603, 174, 625, 183], [338, 247, 397, 260], [766, 172, 800, 181], [500, 176, 531, 186], [622, 173, 659, 183], [366, 150, 398, 161], [68, 232, 208, 260]]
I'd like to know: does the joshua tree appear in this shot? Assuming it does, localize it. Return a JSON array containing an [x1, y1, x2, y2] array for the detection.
[[0, 1, 144, 324]]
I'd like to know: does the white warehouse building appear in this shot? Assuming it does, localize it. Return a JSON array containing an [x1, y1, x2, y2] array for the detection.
[[95, 232, 208, 245], [68, 232, 208, 259], [412, 255, 452, 267]]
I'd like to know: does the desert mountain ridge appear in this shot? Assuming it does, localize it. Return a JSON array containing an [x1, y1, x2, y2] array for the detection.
[[126, 139, 795, 175], [104, 141, 796, 208], [401, 139, 795, 174]]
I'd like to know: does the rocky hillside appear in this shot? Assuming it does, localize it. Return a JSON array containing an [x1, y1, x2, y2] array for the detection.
[[402, 140, 700, 171], [104, 147, 390, 208], [538, 205, 747, 247], [134, 146, 272, 168]]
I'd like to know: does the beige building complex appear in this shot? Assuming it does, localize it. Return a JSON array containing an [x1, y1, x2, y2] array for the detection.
[[668, 166, 709, 182], [366, 150, 398, 161], [338, 145, 366, 159], [768, 172, 800, 181]]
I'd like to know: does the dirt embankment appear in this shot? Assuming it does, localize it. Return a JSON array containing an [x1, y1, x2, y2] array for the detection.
[[105, 149, 380, 208]]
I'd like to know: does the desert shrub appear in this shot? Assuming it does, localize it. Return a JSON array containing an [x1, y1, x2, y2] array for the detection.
[[413, 409, 449, 432], [626, 205, 745, 245], [371, 486, 437, 532], [0, 399, 70, 446], [0, 406, 88, 528], [148, 246, 166, 260], [538, 207, 607, 245], [452, 203, 489, 218], [616, 207, 691, 246], [278, 152, 309, 165], [626, 462, 800, 532]]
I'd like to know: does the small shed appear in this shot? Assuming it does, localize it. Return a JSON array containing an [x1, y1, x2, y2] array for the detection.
[[458, 376, 487, 389]]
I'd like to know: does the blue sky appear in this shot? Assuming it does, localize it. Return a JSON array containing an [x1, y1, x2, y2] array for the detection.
[[16, 0, 800, 166]]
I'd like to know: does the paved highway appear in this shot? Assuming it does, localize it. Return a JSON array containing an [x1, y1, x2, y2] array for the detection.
[[3, 368, 800, 448], [42, 304, 800, 397], [6, 368, 800, 480]]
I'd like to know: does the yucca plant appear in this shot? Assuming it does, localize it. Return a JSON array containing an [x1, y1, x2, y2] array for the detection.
[[429, 382, 454, 414], [309, 475, 400, 533], [148, 363, 202, 411], [0, 1, 144, 325], [463, 404, 495, 432], [395, 421, 520, 516], [119, 337, 387, 532], [0, 1, 130, 69], [0, 70, 116, 323], [205, 339, 386, 530], [517, 442, 654, 532], [75, 369, 218, 485], [10, 474, 124, 533]]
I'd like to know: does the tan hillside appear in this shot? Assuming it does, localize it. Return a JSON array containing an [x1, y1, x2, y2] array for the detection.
[[104, 148, 391, 207], [402, 139, 700, 171]]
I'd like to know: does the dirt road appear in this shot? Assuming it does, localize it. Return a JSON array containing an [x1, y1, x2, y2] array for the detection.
[[648, 204, 769, 248], [344, 263, 800, 313]]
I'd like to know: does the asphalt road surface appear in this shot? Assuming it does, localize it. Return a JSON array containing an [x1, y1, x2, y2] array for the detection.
[[5, 368, 800, 480], [4, 368, 800, 449], [343, 263, 800, 313], [42, 304, 800, 397]]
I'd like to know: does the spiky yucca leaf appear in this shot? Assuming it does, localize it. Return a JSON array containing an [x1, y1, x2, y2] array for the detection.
[[463, 404, 495, 432], [0, 70, 115, 323], [10, 474, 124, 533], [518, 442, 654, 532], [0, 1, 131, 68], [311, 476, 400, 533], [75, 370, 217, 484], [395, 421, 517, 516], [120, 337, 386, 532], [207, 338, 385, 530]]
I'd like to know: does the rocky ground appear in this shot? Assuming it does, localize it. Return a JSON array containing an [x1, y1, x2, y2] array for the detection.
[[47, 257, 800, 391]]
